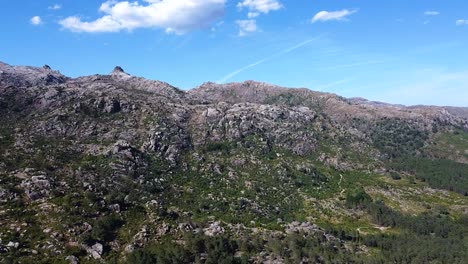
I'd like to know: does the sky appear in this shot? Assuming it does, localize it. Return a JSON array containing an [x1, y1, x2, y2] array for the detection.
[[1, 0, 468, 107]]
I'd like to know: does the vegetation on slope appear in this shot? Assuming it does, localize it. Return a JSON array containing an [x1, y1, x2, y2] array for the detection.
[[1, 66, 468, 263]]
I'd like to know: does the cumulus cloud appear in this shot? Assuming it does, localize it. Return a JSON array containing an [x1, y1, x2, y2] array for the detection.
[[236, 19, 258, 36], [424, 11, 439, 16], [59, 0, 226, 34], [30, 16, 42, 25], [237, 0, 283, 14], [48, 4, 62, 10], [311, 9, 357, 23], [456, 19, 468, 26], [236, 0, 282, 36]]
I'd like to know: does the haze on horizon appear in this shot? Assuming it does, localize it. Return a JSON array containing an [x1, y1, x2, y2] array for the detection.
[[1, 0, 467, 107]]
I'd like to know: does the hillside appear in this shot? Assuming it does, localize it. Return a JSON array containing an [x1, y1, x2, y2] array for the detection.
[[1, 62, 468, 263]]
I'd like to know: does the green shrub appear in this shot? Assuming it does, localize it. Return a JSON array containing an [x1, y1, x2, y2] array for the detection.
[[345, 188, 372, 208], [88, 214, 124, 243]]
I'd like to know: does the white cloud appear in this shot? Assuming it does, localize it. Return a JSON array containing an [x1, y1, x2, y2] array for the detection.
[[236, 0, 282, 36], [48, 4, 62, 10], [211, 20, 224, 32], [248, 12, 260, 18], [59, 0, 226, 34], [30, 16, 42, 25], [456, 19, 468, 26], [237, 0, 283, 14], [236, 19, 258, 36], [424, 11, 439, 16], [311, 9, 357, 23]]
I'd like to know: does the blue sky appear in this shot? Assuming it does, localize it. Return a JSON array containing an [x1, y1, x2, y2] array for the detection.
[[1, 0, 468, 106]]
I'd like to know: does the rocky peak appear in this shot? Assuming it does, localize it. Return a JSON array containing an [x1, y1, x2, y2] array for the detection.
[[112, 66, 125, 74], [111, 66, 132, 80], [190, 80, 318, 105], [0, 61, 68, 87]]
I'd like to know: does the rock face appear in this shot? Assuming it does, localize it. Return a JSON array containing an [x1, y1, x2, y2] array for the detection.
[[112, 66, 125, 74], [203, 221, 225, 236], [0, 61, 467, 263], [86, 242, 103, 259], [65, 255, 79, 264], [0, 62, 68, 87]]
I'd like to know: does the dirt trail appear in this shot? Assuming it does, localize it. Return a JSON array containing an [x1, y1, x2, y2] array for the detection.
[[357, 225, 389, 235], [339, 174, 345, 195]]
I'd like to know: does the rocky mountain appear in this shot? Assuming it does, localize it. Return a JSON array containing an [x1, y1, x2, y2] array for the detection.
[[1, 62, 468, 263]]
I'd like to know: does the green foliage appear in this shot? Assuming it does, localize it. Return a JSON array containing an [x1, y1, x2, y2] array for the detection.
[[264, 92, 306, 107], [371, 118, 429, 158], [128, 232, 362, 264], [126, 250, 157, 264], [390, 171, 402, 180], [127, 234, 239, 264], [87, 214, 124, 243], [3, 88, 468, 264], [64, 244, 86, 257], [203, 141, 235, 153], [74, 154, 114, 177], [345, 188, 372, 208], [344, 189, 468, 263], [0, 124, 14, 154], [390, 157, 468, 195], [428, 129, 468, 160]]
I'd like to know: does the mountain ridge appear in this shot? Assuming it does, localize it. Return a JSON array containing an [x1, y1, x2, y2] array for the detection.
[[2, 61, 466, 110], [1, 61, 468, 263]]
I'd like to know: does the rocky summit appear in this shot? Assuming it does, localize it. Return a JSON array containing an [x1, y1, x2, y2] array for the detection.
[[1, 62, 468, 263]]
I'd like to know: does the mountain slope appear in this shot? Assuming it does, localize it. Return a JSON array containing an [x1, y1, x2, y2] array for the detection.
[[1, 62, 467, 263]]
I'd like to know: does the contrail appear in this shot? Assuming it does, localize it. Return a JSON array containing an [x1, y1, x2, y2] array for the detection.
[[217, 58, 268, 83], [217, 37, 320, 83], [282, 39, 317, 54], [315, 79, 350, 91], [314, 60, 387, 71]]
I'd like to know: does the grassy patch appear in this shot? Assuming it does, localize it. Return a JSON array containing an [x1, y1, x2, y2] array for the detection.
[[428, 130, 468, 161]]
